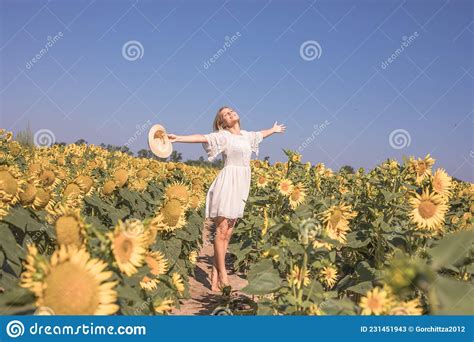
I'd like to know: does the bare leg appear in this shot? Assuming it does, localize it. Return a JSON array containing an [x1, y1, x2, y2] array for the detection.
[[225, 219, 236, 252], [211, 218, 236, 291], [211, 217, 229, 291]]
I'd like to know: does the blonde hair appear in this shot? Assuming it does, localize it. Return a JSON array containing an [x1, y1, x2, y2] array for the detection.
[[213, 106, 241, 131]]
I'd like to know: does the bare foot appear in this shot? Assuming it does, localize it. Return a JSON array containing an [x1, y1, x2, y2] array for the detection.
[[218, 275, 230, 289], [210, 268, 230, 292]]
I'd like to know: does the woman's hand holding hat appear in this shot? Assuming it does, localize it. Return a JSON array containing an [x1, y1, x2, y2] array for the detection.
[[167, 133, 178, 143]]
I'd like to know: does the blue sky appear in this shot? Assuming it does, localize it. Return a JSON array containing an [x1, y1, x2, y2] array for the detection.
[[0, 0, 472, 181]]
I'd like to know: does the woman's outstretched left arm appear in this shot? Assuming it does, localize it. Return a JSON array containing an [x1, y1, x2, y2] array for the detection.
[[260, 121, 286, 139]]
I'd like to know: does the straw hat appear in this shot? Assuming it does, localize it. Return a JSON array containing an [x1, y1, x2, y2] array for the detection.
[[148, 124, 172, 158]]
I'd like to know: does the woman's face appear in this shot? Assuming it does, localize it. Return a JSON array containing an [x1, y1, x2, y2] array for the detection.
[[220, 107, 239, 128]]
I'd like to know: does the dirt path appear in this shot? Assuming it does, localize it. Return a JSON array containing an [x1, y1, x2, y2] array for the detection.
[[172, 218, 248, 315]]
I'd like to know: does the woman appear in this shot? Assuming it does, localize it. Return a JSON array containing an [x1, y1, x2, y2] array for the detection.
[[167, 106, 286, 291]]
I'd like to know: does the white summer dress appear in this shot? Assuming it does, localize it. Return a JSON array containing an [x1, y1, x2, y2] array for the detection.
[[202, 129, 263, 220]]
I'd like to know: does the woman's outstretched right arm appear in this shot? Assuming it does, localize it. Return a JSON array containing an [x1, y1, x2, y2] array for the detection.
[[167, 134, 207, 143]]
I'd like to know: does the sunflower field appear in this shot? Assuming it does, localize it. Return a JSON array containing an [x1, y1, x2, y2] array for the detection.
[[232, 150, 474, 315], [0, 128, 473, 316], [0, 129, 211, 315]]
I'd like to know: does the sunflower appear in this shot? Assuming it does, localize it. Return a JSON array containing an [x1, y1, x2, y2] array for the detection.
[[291, 153, 302, 163], [20, 244, 48, 296], [286, 265, 310, 289], [188, 193, 204, 209], [55, 168, 68, 180], [409, 188, 449, 232], [75, 174, 94, 194], [140, 251, 169, 291], [319, 265, 338, 288], [54, 208, 87, 246], [164, 181, 190, 206], [32, 188, 51, 210], [20, 244, 119, 315], [114, 168, 129, 187], [150, 199, 187, 232], [171, 272, 185, 295], [63, 182, 83, 198], [339, 184, 349, 194], [289, 183, 307, 209], [320, 203, 357, 244], [28, 162, 42, 176], [0, 169, 23, 205], [108, 220, 147, 276], [129, 178, 148, 192], [308, 304, 324, 315], [451, 216, 460, 225], [101, 180, 117, 196], [256, 174, 269, 188], [188, 250, 198, 264], [154, 298, 174, 314], [144, 222, 159, 247], [192, 178, 203, 189], [278, 179, 294, 196], [388, 298, 423, 315], [136, 168, 150, 179], [0, 202, 9, 220], [39, 169, 57, 188], [312, 239, 333, 250], [359, 287, 393, 315], [414, 154, 435, 184], [431, 168, 452, 199], [19, 181, 38, 205]]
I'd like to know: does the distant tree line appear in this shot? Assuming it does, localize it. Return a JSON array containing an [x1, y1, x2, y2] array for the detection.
[[13, 126, 466, 182]]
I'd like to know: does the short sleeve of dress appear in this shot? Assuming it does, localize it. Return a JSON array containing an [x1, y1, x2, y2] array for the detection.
[[246, 131, 263, 157], [202, 130, 228, 162]]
